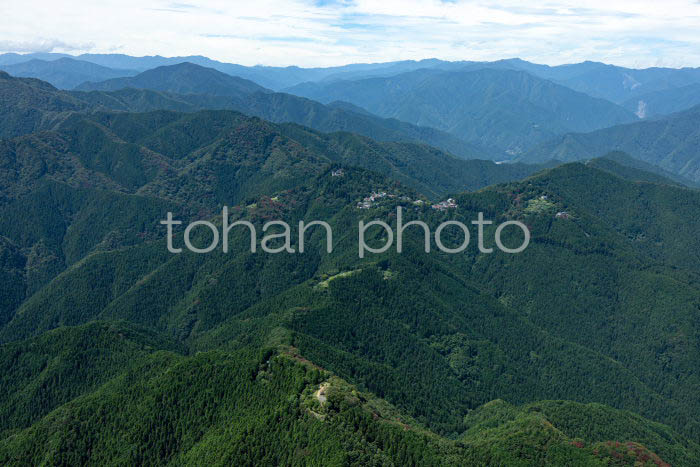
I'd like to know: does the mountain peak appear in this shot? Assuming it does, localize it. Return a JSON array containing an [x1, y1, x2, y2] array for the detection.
[[74, 61, 270, 95]]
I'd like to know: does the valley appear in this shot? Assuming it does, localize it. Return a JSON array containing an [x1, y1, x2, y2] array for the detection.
[[1, 43, 699, 466]]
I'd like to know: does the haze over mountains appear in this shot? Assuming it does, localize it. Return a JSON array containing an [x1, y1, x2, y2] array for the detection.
[[4, 52, 700, 179], [622, 83, 700, 118], [5, 52, 700, 100], [526, 104, 700, 182], [0, 66, 488, 159], [75, 62, 270, 96], [286, 68, 638, 154], [0, 57, 138, 90], [1, 51, 700, 464]]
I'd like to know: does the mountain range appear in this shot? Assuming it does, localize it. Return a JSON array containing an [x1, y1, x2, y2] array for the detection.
[[1, 118, 699, 462], [0, 71, 87, 138], [622, 83, 700, 118], [0, 65, 490, 159], [5, 52, 700, 170], [0, 57, 137, 89], [1, 56, 700, 465], [285, 67, 639, 154], [524, 104, 700, 182], [4, 52, 700, 101], [75, 61, 270, 96]]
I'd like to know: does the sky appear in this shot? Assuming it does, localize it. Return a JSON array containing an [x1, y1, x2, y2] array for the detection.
[[1, 0, 700, 68]]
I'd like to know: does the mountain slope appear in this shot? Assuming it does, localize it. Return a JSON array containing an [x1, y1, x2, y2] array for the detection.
[[286, 68, 638, 154], [1, 66, 487, 158], [0, 71, 87, 138], [0, 53, 473, 90], [7, 52, 700, 99], [0, 57, 137, 89], [49, 109, 537, 200], [75, 62, 269, 96], [2, 131, 699, 445], [523, 104, 700, 182], [493, 58, 700, 103], [0, 108, 545, 323], [0, 321, 183, 437], [553, 63, 700, 104], [1, 327, 686, 465], [71, 86, 491, 159], [1, 97, 699, 462], [622, 82, 700, 118], [586, 152, 700, 188], [462, 399, 699, 466]]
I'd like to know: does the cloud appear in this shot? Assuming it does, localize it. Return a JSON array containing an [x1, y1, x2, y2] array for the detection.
[[0, 0, 699, 68], [169, 2, 196, 8], [0, 38, 93, 53], [148, 2, 197, 13]]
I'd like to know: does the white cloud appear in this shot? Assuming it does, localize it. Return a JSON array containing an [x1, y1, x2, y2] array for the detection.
[[0, 0, 699, 67], [0, 38, 93, 53]]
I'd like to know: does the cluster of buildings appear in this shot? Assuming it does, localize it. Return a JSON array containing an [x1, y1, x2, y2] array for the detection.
[[357, 191, 391, 209], [356, 192, 456, 211], [431, 198, 457, 211], [356, 192, 418, 209]]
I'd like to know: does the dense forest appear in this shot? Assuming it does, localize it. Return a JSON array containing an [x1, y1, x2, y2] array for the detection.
[[1, 64, 491, 160], [1, 70, 699, 465]]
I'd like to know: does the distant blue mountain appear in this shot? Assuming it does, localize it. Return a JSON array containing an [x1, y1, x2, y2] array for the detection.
[[75, 62, 269, 96], [522, 104, 700, 182], [0, 57, 137, 89], [622, 83, 700, 118], [5, 53, 700, 99], [1, 63, 488, 159], [285, 68, 638, 154]]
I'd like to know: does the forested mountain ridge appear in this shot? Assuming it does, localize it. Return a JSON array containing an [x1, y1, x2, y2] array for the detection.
[[73, 85, 490, 160], [2, 325, 692, 465], [285, 68, 638, 154], [1, 130, 699, 464], [74, 62, 270, 96], [5, 109, 542, 201], [622, 83, 700, 118], [523, 104, 700, 182], [0, 71, 88, 138], [2, 56, 700, 464], [493, 58, 700, 103], [0, 108, 548, 328], [2, 66, 490, 159], [0, 57, 138, 90], [586, 152, 700, 188], [5, 52, 700, 100]]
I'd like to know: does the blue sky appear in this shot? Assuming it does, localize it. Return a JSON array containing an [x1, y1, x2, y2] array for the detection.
[[1, 0, 699, 68]]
